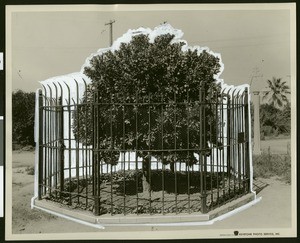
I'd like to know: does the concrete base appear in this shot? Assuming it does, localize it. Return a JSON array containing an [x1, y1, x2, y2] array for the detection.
[[32, 192, 257, 227]]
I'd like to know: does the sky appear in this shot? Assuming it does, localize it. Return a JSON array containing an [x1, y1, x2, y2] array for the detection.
[[9, 5, 292, 94]]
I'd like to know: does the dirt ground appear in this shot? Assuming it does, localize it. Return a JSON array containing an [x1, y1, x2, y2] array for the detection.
[[10, 138, 293, 235]]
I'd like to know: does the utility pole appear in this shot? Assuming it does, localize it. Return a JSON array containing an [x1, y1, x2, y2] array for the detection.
[[249, 63, 264, 155], [252, 91, 261, 155], [105, 20, 115, 46]]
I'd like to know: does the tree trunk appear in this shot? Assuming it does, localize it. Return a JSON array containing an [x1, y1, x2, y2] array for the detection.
[[170, 162, 175, 173], [142, 157, 151, 198]]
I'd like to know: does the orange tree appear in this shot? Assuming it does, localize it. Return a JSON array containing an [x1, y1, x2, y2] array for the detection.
[[73, 33, 222, 195]]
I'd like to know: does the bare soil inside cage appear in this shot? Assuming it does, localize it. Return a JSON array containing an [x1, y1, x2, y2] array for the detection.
[[44, 169, 248, 216]]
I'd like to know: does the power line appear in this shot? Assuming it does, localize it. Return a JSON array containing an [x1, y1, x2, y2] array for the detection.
[[188, 33, 289, 44]]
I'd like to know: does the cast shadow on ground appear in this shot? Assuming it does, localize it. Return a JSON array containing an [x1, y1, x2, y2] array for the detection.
[[253, 179, 269, 194]]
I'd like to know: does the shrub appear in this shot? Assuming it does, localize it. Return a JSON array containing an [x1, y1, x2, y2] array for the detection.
[[12, 90, 35, 147], [260, 103, 291, 137], [261, 125, 273, 137], [250, 102, 291, 139], [253, 151, 291, 184]]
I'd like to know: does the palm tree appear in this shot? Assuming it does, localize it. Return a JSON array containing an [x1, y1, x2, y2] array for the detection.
[[262, 77, 290, 110]]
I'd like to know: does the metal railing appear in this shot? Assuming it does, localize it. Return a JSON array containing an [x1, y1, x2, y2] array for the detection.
[[37, 79, 251, 216]]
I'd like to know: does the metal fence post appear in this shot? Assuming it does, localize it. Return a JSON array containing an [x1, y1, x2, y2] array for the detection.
[[58, 97, 65, 197], [93, 90, 100, 216], [244, 89, 250, 191], [227, 93, 232, 195], [38, 89, 44, 200], [199, 86, 207, 213]]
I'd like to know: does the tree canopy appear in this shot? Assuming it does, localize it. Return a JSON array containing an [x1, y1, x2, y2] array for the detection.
[[73, 33, 222, 166], [12, 90, 36, 146], [263, 77, 290, 110], [260, 103, 291, 137]]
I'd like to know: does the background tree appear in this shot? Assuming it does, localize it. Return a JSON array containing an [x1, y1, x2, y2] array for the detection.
[[262, 77, 290, 110], [260, 103, 291, 137], [73, 33, 222, 195], [12, 90, 36, 147]]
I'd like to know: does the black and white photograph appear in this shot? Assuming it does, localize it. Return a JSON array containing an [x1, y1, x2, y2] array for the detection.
[[5, 3, 296, 241]]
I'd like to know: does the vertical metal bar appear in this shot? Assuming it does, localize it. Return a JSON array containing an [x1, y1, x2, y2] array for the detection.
[[77, 107, 84, 204], [89, 86, 92, 177], [97, 90, 101, 215], [68, 100, 72, 204], [199, 86, 207, 213], [92, 89, 95, 210], [215, 88, 219, 206], [236, 95, 240, 194], [123, 101, 126, 215], [92, 88, 98, 215], [202, 87, 207, 213], [240, 92, 246, 194], [226, 92, 231, 198], [199, 88, 204, 212], [110, 95, 114, 215], [58, 96, 65, 198], [221, 93, 225, 199], [48, 96, 52, 195], [74, 80, 80, 204], [64, 82, 72, 206], [162, 161, 165, 214], [174, 92, 178, 214], [47, 94, 51, 196], [236, 93, 241, 194], [240, 93, 244, 193], [53, 84, 58, 198], [51, 98, 57, 196], [43, 86, 48, 196], [209, 88, 213, 205], [52, 96, 56, 194], [161, 94, 165, 214], [187, 91, 190, 213], [38, 90, 44, 200], [231, 91, 235, 195], [148, 93, 152, 214], [51, 96, 55, 194], [79, 97, 85, 205], [52, 96, 55, 193], [46, 95, 49, 196], [210, 88, 215, 207], [239, 95, 243, 192], [82, 79, 88, 208], [244, 89, 250, 192], [47, 85, 53, 197], [135, 90, 139, 214], [209, 110, 214, 208], [128, 152, 130, 171], [232, 90, 237, 196]]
